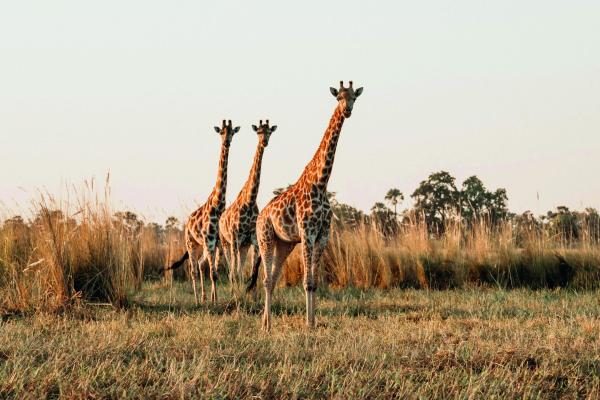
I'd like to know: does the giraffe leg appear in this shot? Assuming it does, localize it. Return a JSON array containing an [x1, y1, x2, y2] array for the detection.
[[270, 240, 295, 293], [300, 239, 316, 329], [218, 242, 227, 291], [187, 242, 204, 306], [229, 242, 237, 287], [219, 242, 228, 286], [257, 218, 275, 331], [215, 244, 227, 295], [308, 254, 320, 329], [246, 244, 261, 301], [198, 256, 207, 303], [207, 250, 218, 304], [188, 253, 199, 306], [237, 245, 249, 285], [227, 241, 236, 296], [309, 226, 330, 325]]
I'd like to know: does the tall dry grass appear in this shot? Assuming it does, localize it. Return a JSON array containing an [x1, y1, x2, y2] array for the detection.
[[281, 219, 600, 290], [2, 184, 600, 315], [0, 181, 170, 313]]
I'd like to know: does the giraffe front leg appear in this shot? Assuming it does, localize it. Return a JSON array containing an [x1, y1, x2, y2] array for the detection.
[[310, 209, 333, 327], [229, 242, 237, 288], [215, 245, 225, 296], [197, 253, 207, 304], [206, 250, 218, 303], [237, 245, 249, 286], [308, 228, 330, 328], [200, 258, 207, 303], [300, 238, 316, 329]]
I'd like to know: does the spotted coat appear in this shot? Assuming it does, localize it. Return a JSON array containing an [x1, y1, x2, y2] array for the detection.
[[183, 120, 239, 304], [256, 81, 363, 330]]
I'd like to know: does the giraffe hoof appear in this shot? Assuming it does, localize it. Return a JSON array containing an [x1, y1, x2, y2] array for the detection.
[[262, 317, 271, 332]]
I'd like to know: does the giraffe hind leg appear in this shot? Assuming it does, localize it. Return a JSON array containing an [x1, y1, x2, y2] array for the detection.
[[198, 256, 207, 303], [237, 245, 249, 286], [189, 255, 199, 306], [246, 244, 261, 293], [187, 244, 202, 306], [270, 240, 296, 294], [257, 218, 275, 331]]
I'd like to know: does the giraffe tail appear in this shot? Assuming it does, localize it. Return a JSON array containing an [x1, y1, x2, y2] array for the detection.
[[246, 254, 262, 292], [164, 252, 189, 272]]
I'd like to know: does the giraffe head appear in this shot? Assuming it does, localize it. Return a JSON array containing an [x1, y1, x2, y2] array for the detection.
[[329, 81, 363, 118], [251, 119, 277, 147], [214, 119, 240, 148]]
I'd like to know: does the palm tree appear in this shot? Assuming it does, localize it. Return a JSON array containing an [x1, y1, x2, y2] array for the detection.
[[385, 188, 404, 219]]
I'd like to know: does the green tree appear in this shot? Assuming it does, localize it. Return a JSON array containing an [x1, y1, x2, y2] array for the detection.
[[384, 188, 404, 219], [511, 210, 540, 245], [114, 211, 143, 234], [486, 188, 509, 224], [411, 171, 460, 232], [460, 176, 487, 222], [332, 202, 366, 228], [544, 206, 580, 242], [273, 185, 336, 202], [582, 208, 600, 243], [2, 215, 26, 229], [145, 222, 163, 237], [165, 216, 180, 231], [460, 176, 508, 225], [370, 202, 397, 236]]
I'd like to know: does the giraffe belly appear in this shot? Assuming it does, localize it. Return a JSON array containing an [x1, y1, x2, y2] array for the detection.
[[272, 213, 301, 243]]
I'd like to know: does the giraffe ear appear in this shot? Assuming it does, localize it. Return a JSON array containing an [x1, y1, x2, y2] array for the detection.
[[252, 125, 258, 132], [233, 126, 241, 133], [270, 125, 277, 132], [214, 127, 221, 133], [330, 87, 338, 97], [355, 87, 363, 97]]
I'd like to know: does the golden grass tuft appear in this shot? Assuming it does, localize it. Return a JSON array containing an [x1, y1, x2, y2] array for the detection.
[[280, 219, 599, 290], [0, 182, 151, 313]]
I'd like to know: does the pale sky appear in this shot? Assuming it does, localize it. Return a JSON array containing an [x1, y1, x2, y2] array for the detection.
[[1, 1, 599, 223]]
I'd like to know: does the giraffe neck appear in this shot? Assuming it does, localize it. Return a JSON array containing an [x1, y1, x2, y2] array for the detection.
[[210, 142, 230, 209], [241, 141, 266, 204], [300, 106, 345, 189]]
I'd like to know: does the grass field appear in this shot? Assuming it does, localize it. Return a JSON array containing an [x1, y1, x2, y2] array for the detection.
[[1, 282, 599, 399]]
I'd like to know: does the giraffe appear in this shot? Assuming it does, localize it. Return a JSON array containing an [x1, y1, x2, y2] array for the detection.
[[255, 81, 363, 330], [164, 119, 239, 305], [218, 120, 277, 289]]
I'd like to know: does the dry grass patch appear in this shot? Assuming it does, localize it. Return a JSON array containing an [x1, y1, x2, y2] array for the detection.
[[1, 283, 599, 399]]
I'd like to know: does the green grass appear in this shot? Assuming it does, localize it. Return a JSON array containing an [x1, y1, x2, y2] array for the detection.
[[1, 282, 599, 399]]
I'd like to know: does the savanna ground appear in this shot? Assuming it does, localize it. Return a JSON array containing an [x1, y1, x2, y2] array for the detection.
[[1, 281, 599, 399], [2, 188, 600, 398]]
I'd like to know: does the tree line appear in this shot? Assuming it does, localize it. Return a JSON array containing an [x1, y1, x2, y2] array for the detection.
[[370, 171, 599, 243], [2, 170, 598, 245]]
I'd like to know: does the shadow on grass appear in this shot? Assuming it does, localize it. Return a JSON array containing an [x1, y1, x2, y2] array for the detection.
[[129, 283, 428, 319]]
